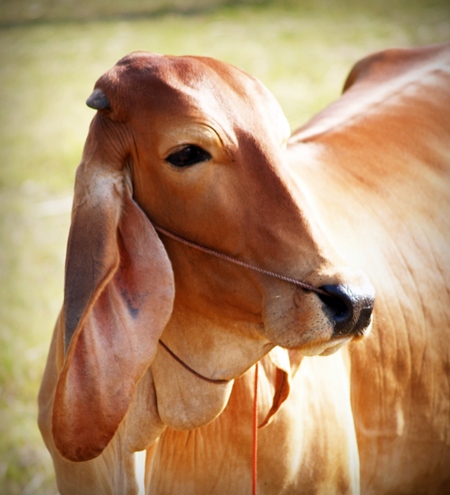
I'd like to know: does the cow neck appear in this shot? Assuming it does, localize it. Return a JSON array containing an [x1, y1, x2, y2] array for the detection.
[[158, 340, 260, 495], [154, 223, 328, 495]]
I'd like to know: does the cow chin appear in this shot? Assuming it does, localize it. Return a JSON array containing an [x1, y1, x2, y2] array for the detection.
[[292, 315, 373, 357], [301, 336, 354, 356]]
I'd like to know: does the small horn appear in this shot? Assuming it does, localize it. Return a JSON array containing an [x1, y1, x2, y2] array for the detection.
[[86, 88, 111, 110]]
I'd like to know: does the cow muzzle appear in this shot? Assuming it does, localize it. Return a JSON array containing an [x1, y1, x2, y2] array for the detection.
[[318, 282, 375, 337]]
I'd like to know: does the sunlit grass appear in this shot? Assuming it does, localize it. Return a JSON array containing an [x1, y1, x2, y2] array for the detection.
[[1, 1, 449, 493]]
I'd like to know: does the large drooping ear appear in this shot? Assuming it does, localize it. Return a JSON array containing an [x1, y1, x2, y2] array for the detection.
[[52, 161, 175, 462]]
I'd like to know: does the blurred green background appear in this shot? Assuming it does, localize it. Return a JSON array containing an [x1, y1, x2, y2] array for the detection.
[[0, 0, 449, 493]]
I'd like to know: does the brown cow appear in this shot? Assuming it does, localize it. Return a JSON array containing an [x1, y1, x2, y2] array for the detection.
[[38, 51, 373, 494], [38, 42, 449, 494], [143, 43, 450, 495]]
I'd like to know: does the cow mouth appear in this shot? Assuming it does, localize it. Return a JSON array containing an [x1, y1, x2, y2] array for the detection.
[[297, 315, 373, 357]]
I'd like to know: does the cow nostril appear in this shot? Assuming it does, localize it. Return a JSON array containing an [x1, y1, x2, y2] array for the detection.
[[318, 283, 375, 335], [318, 286, 352, 324]]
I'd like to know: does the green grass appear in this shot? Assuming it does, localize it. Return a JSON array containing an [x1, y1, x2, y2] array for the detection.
[[1, 0, 449, 493]]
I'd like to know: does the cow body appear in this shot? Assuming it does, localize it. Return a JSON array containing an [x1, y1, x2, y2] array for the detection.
[[38, 43, 450, 494]]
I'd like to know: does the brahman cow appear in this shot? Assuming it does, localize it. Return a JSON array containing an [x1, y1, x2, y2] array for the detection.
[[38, 42, 449, 494]]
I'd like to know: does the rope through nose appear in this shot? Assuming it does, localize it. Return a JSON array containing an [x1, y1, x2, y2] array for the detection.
[[154, 225, 329, 297]]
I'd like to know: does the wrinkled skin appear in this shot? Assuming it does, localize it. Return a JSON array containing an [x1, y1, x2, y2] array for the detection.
[[146, 350, 359, 495], [287, 42, 450, 494], [38, 43, 448, 495]]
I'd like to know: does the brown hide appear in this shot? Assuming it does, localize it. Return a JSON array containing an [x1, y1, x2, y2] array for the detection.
[[289, 42, 450, 494], [37, 44, 450, 495]]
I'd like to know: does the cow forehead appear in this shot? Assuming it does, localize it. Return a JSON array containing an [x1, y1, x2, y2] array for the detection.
[[95, 51, 290, 145]]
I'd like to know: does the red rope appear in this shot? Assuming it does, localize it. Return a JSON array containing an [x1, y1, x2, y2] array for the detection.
[[252, 362, 259, 495]]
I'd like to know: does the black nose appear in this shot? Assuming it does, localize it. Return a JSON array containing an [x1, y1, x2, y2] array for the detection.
[[318, 284, 375, 335]]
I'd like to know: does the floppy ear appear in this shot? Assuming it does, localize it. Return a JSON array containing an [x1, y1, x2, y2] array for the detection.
[[52, 162, 175, 462]]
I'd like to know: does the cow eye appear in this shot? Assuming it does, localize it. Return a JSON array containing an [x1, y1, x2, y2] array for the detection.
[[166, 145, 212, 168]]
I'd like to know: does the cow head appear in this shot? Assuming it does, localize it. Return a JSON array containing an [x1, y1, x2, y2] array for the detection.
[[52, 52, 375, 461]]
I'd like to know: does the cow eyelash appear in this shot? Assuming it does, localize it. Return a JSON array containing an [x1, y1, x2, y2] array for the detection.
[[166, 145, 212, 168]]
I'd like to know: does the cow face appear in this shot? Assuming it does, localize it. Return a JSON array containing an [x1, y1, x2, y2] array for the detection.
[[82, 52, 374, 359]]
